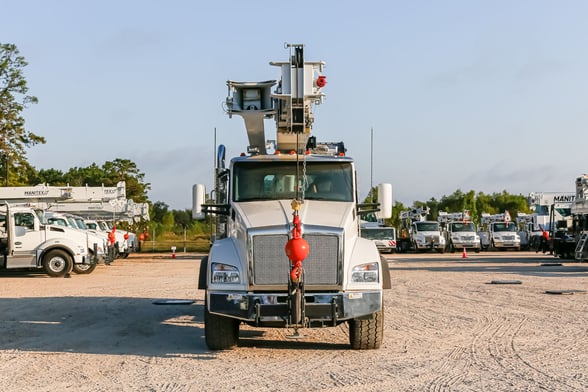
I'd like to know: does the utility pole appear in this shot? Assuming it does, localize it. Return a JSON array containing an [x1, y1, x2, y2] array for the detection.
[[370, 127, 374, 202]]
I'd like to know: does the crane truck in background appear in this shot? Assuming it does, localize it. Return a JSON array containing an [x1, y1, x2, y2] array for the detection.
[[0, 202, 98, 276], [396, 207, 445, 253], [438, 211, 481, 253], [524, 192, 575, 258], [515, 212, 539, 250], [360, 222, 397, 254], [478, 211, 521, 251], [571, 174, 588, 261], [192, 44, 392, 350], [549, 175, 588, 260]]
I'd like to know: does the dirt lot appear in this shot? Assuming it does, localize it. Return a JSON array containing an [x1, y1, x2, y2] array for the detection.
[[0, 251, 587, 391]]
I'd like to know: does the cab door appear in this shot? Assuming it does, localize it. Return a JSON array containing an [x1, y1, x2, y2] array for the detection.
[[6, 211, 41, 268]]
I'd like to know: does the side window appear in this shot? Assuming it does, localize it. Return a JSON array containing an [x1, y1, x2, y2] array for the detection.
[[0, 214, 6, 236], [14, 213, 35, 230]]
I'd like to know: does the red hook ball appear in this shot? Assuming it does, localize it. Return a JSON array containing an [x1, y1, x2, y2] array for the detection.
[[285, 237, 310, 262]]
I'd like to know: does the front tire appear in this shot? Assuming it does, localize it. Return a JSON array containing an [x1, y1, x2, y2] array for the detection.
[[349, 306, 384, 350], [204, 294, 239, 350], [72, 262, 97, 274], [43, 249, 73, 277]]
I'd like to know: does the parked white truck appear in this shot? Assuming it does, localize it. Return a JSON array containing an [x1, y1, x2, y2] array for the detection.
[[0, 203, 98, 276], [438, 211, 481, 253], [193, 44, 392, 350], [360, 223, 397, 254], [397, 207, 445, 253], [479, 211, 521, 251], [42, 211, 109, 269]]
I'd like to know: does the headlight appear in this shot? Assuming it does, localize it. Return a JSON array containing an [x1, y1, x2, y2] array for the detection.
[[351, 262, 379, 283], [211, 263, 240, 284]]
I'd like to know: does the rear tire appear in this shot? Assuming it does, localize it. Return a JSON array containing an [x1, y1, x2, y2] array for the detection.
[[349, 305, 384, 350], [204, 294, 239, 350], [43, 249, 73, 277]]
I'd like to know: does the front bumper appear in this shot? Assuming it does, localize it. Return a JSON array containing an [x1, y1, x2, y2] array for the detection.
[[208, 290, 382, 327], [493, 241, 521, 248], [452, 241, 481, 250], [415, 243, 445, 250]]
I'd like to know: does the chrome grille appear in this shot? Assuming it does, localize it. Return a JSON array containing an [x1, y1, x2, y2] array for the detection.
[[252, 233, 340, 286], [424, 235, 439, 243]]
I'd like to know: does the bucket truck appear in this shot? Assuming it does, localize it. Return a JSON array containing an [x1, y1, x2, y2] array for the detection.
[[479, 211, 521, 251], [397, 207, 445, 253], [438, 211, 481, 253], [192, 44, 392, 350]]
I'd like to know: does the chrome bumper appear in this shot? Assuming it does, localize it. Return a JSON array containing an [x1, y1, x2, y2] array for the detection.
[[208, 290, 382, 327]]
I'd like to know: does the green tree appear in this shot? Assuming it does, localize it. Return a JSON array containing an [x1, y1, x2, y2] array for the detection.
[[0, 43, 45, 185], [151, 201, 169, 223], [173, 209, 194, 229], [102, 158, 150, 202], [35, 168, 66, 185], [63, 163, 107, 186]]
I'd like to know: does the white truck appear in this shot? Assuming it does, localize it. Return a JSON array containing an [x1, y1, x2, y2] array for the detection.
[[524, 192, 575, 255], [0, 203, 98, 276], [193, 44, 392, 350], [93, 219, 134, 259], [360, 223, 397, 253], [557, 175, 588, 260], [438, 211, 481, 253], [43, 211, 109, 268], [479, 211, 521, 251], [397, 207, 445, 253]]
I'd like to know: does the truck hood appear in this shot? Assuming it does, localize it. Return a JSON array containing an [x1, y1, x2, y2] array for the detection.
[[233, 200, 355, 230]]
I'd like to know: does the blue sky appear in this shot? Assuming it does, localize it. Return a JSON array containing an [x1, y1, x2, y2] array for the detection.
[[2, 1, 587, 209]]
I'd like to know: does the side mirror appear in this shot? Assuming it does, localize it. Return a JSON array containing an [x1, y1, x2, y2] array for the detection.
[[192, 184, 206, 220], [376, 184, 392, 220]]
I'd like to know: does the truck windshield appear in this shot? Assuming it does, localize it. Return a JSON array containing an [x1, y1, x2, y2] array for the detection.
[[361, 228, 395, 240], [233, 161, 353, 202], [415, 222, 439, 231], [450, 222, 476, 232], [493, 222, 517, 232]]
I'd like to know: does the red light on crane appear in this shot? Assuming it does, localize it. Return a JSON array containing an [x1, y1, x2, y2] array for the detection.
[[316, 75, 327, 88]]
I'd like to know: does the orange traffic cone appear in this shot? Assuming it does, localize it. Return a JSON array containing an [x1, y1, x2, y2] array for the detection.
[[462, 247, 467, 259]]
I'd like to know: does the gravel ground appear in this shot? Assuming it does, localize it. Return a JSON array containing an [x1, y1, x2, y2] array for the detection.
[[0, 252, 587, 391]]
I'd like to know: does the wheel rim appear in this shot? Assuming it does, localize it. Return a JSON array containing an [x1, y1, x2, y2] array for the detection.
[[48, 256, 67, 272], [75, 264, 92, 271]]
